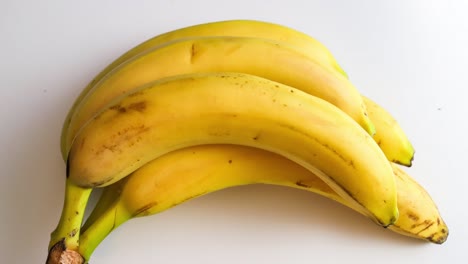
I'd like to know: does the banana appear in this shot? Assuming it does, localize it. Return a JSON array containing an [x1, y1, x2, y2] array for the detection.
[[363, 96, 415, 166], [50, 72, 396, 261], [60, 19, 348, 159], [68, 72, 397, 225], [387, 165, 447, 242], [63, 36, 375, 161], [50, 94, 417, 262], [76, 144, 447, 262]]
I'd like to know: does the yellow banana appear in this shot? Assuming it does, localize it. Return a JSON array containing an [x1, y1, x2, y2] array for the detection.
[[63, 36, 375, 160], [388, 165, 447, 241], [77, 144, 447, 262], [50, 72, 396, 261], [60, 19, 348, 159], [363, 96, 415, 166], [68, 72, 396, 223]]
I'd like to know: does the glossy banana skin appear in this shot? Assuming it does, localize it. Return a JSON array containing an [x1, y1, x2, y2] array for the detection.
[[48, 19, 421, 263], [363, 96, 415, 166], [60, 19, 348, 159], [77, 144, 447, 261], [61, 20, 414, 167], [68, 72, 398, 227], [63, 36, 374, 161], [49, 72, 399, 259]]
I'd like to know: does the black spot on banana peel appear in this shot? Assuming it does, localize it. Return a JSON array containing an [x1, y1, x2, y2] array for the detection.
[[110, 104, 127, 113], [295, 181, 312, 188], [110, 101, 147, 114]]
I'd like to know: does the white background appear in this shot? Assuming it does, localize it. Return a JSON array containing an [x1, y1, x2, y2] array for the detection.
[[1, 0, 467, 263]]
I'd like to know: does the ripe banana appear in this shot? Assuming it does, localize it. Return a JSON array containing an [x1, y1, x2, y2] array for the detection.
[[60, 19, 348, 159], [49, 92, 416, 262], [68, 72, 397, 226], [63, 36, 375, 161], [77, 144, 447, 262], [49, 72, 398, 262], [363, 96, 415, 166]]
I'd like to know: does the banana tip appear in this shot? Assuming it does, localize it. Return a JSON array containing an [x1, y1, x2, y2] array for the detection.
[[392, 151, 415, 168], [430, 227, 449, 245]]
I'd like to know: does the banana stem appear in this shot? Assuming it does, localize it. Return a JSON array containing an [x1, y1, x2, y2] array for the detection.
[[49, 179, 92, 250], [47, 178, 91, 263], [81, 180, 125, 232], [78, 198, 130, 261], [49, 178, 92, 250]]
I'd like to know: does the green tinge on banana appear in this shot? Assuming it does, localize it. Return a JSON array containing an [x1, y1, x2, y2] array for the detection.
[[63, 36, 374, 162], [76, 145, 447, 262], [60, 19, 349, 160], [47, 180, 90, 264]]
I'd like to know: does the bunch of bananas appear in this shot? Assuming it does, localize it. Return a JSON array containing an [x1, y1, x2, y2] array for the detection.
[[46, 20, 448, 264]]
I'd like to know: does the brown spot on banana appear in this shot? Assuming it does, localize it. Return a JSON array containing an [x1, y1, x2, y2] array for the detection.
[[110, 101, 146, 113], [411, 219, 432, 229], [190, 43, 200, 64], [88, 177, 115, 188], [295, 181, 312, 188], [110, 104, 127, 113], [424, 231, 448, 244], [407, 211, 420, 221], [68, 228, 78, 238], [95, 125, 150, 156], [128, 101, 147, 112], [133, 202, 159, 217], [416, 220, 435, 235]]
